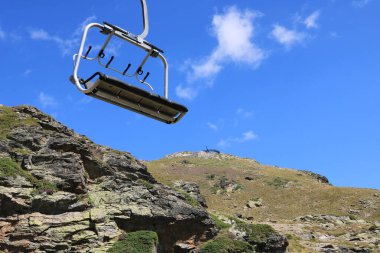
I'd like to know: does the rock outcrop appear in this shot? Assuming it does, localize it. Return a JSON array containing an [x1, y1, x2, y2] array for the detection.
[[300, 170, 331, 185], [0, 105, 215, 252]]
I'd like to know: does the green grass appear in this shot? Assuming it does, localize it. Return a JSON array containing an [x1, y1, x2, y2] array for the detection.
[[178, 190, 201, 207], [210, 214, 232, 230], [0, 157, 57, 193], [147, 155, 380, 222], [266, 177, 291, 189], [200, 236, 254, 253], [108, 231, 158, 253], [0, 106, 38, 139], [286, 235, 315, 253], [136, 179, 154, 190]]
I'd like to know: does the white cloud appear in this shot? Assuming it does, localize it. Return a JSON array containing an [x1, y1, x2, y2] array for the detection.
[[38, 92, 58, 108], [29, 16, 96, 56], [210, 7, 265, 66], [178, 6, 265, 100], [237, 108, 253, 118], [271, 25, 306, 49], [207, 122, 218, 131], [74, 16, 97, 36], [23, 69, 32, 76], [242, 130, 257, 141], [352, 0, 371, 8], [175, 85, 198, 100], [30, 29, 50, 40], [217, 130, 258, 148], [304, 11, 320, 29], [189, 56, 222, 82], [0, 27, 5, 40]]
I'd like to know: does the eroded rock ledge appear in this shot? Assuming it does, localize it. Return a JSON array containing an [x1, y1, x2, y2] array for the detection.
[[0, 105, 215, 252]]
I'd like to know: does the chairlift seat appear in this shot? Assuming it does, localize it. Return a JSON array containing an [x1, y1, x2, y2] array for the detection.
[[82, 72, 188, 124]]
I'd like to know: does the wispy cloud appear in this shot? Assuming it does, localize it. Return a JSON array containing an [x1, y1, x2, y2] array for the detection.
[[38, 92, 58, 108], [207, 122, 218, 131], [29, 16, 96, 56], [271, 24, 306, 49], [177, 6, 265, 100], [217, 130, 258, 148], [175, 85, 198, 100], [22, 69, 32, 76], [0, 27, 5, 41], [352, 0, 371, 8], [237, 108, 253, 119], [329, 31, 339, 38], [304, 11, 320, 29]]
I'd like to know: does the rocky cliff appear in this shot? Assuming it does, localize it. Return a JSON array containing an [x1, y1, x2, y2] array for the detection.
[[0, 105, 215, 252]]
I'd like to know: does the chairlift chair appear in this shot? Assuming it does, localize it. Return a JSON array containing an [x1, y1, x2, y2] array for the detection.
[[70, 0, 188, 124]]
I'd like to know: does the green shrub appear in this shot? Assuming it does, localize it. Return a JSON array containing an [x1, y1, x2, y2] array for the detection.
[[266, 177, 290, 189], [244, 224, 276, 245], [206, 174, 216, 180], [231, 218, 276, 245], [108, 231, 158, 253], [210, 214, 232, 230], [0, 157, 57, 193], [200, 237, 254, 253]]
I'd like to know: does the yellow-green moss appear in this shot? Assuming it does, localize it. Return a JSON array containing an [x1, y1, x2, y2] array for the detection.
[[177, 189, 201, 207], [0, 106, 38, 139], [0, 157, 57, 193], [136, 179, 154, 189]]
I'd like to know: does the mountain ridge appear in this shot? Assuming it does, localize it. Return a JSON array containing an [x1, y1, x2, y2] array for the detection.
[[146, 151, 380, 252]]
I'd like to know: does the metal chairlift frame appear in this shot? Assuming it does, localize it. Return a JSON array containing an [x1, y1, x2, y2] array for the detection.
[[71, 0, 187, 124]]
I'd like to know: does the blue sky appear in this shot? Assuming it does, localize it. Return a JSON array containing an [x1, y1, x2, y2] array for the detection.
[[1, 0, 379, 189]]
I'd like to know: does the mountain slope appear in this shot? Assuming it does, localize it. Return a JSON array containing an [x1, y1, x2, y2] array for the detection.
[[146, 151, 380, 252]]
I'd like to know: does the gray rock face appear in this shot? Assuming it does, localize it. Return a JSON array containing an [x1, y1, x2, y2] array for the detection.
[[174, 180, 208, 208], [0, 105, 215, 252]]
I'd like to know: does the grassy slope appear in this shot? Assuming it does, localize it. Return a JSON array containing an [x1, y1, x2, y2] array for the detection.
[[146, 155, 380, 222]]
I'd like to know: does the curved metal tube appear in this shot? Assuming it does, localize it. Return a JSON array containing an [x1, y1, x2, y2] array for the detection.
[[72, 5, 167, 98], [139, 0, 149, 39], [72, 22, 103, 93], [157, 53, 169, 99]]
